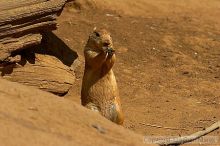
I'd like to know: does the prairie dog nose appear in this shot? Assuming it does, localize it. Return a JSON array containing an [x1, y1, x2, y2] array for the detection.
[[103, 42, 110, 47]]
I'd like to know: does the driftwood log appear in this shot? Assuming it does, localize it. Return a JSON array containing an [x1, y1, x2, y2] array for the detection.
[[0, 0, 67, 61]]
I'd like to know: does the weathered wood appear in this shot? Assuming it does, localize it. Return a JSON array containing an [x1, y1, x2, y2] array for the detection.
[[0, 0, 65, 38], [0, 33, 42, 61], [0, 19, 56, 38], [0, 0, 47, 11], [0, 0, 67, 61], [0, 14, 57, 35], [0, 54, 75, 95], [0, 0, 75, 96], [0, 0, 66, 25]]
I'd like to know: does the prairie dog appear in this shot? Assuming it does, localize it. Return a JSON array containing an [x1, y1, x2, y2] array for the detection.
[[81, 28, 124, 125]]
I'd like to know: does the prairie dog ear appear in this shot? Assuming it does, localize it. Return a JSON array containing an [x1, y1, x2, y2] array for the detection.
[[93, 27, 97, 31]]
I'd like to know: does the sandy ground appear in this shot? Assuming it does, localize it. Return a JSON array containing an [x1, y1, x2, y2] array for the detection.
[[57, 0, 220, 140], [0, 79, 150, 146]]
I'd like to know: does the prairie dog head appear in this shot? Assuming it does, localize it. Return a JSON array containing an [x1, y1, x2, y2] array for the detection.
[[86, 28, 115, 55]]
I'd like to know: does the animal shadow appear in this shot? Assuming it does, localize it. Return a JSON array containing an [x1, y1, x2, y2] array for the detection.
[[0, 31, 78, 76]]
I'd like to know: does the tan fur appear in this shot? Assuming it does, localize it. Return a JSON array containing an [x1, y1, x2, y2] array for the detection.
[[81, 28, 124, 125]]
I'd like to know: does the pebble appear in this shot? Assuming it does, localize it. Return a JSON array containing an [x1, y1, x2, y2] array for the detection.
[[92, 124, 106, 134]]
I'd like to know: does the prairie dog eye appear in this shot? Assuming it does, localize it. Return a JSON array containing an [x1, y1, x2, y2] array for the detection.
[[94, 32, 100, 37]]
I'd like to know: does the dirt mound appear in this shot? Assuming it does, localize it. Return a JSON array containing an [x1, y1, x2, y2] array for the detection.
[[0, 78, 152, 146]]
